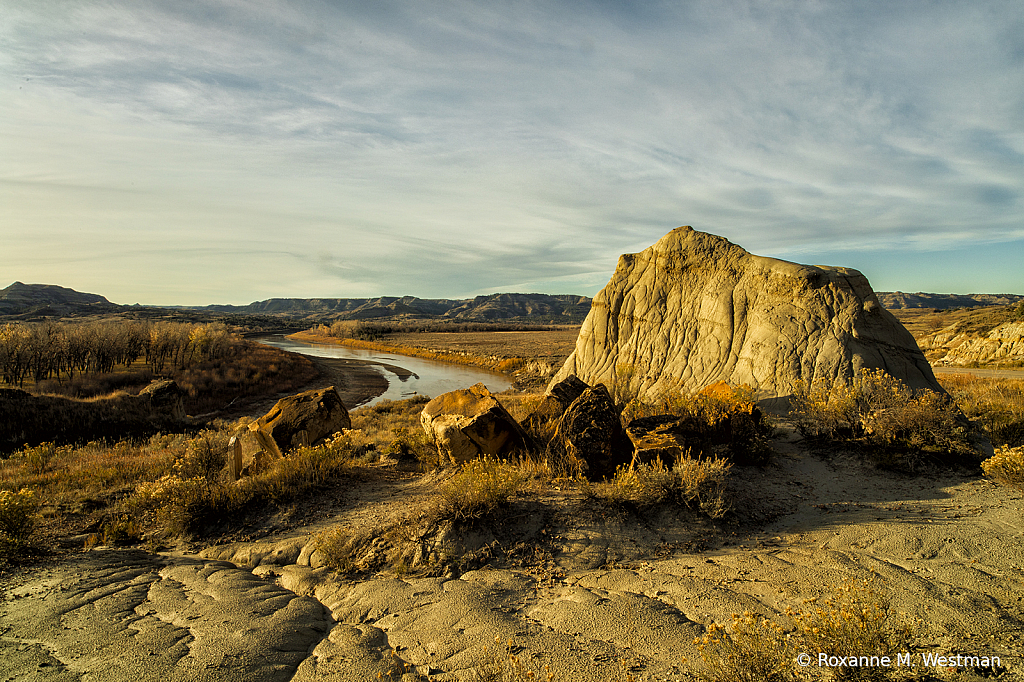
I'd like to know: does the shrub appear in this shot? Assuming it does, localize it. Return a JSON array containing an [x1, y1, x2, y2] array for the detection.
[[173, 431, 229, 483], [435, 457, 529, 522], [789, 579, 913, 682], [981, 445, 1024, 487], [591, 456, 731, 518], [0, 488, 39, 545], [692, 611, 798, 682], [791, 368, 973, 466]]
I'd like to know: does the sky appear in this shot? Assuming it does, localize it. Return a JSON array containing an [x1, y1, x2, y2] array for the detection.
[[1, 1, 1022, 306]]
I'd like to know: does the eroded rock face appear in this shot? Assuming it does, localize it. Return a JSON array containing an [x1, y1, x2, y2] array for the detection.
[[548, 384, 633, 480], [420, 382, 529, 463], [550, 226, 941, 408]]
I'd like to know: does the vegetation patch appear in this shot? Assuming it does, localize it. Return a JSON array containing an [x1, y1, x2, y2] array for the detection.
[[981, 444, 1024, 488], [587, 456, 731, 518], [790, 368, 974, 469], [938, 373, 1024, 447]]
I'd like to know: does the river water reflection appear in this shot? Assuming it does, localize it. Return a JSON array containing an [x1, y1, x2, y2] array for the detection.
[[256, 335, 512, 407]]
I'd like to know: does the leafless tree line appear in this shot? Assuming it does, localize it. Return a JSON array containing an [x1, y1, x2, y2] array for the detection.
[[0, 320, 234, 388]]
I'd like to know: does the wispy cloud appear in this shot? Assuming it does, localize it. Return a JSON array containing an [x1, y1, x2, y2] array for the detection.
[[1, 0, 1022, 304]]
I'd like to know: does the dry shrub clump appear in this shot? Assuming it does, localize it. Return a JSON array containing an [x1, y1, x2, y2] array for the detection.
[[694, 580, 913, 682], [591, 456, 730, 518], [0, 488, 38, 549], [981, 445, 1024, 487], [791, 368, 972, 467], [939, 373, 1024, 447], [692, 612, 797, 682], [435, 457, 531, 522], [789, 580, 913, 682]]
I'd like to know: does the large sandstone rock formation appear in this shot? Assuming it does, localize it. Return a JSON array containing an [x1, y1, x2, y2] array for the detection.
[[550, 227, 941, 407]]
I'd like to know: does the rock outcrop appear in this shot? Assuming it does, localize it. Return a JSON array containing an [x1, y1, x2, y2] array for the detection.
[[420, 383, 529, 464], [918, 321, 1024, 367], [550, 227, 941, 408], [258, 386, 351, 454], [547, 384, 633, 480]]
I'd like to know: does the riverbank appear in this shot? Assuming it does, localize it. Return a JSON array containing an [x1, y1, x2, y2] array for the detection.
[[287, 327, 579, 389]]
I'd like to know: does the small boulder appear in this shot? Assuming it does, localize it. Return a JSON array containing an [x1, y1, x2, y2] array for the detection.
[[522, 375, 590, 434], [136, 379, 185, 420], [420, 383, 529, 464], [548, 384, 633, 480], [258, 386, 351, 454], [236, 387, 351, 476]]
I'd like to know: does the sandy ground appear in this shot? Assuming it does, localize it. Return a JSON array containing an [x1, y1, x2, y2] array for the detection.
[[3, 422, 1022, 681]]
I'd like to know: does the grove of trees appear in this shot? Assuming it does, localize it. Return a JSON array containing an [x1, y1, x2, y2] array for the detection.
[[0, 320, 234, 388]]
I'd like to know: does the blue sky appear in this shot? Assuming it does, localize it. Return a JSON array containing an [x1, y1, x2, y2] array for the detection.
[[1, 1, 1022, 306]]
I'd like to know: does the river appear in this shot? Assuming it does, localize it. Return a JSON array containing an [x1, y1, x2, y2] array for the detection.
[[255, 335, 512, 407]]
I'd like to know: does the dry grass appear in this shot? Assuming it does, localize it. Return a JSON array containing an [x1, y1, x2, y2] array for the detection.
[[938, 373, 1024, 447], [434, 457, 532, 522], [587, 456, 731, 518]]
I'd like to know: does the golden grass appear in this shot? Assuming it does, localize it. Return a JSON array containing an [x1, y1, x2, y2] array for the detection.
[[938, 373, 1024, 447], [587, 456, 731, 518], [791, 368, 973, 467]]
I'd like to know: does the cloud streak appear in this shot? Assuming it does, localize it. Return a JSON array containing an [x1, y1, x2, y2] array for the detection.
[[1, 0, 1022, 304]]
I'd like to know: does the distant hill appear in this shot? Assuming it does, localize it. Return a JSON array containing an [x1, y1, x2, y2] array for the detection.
[[0, 282, 119, 319], [197, 293, 593, 323], [877, 291, 1024, 309]]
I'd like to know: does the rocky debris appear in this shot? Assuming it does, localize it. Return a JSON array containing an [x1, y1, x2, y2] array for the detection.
[[551, 226, 941, 410], [420, 383, 530, 463], [919, 321, 1024, 367], [625, 382, 772, 466], [234, 386, 350, 478], [547, 384, 633, 480], [0, 379, 188, 450]]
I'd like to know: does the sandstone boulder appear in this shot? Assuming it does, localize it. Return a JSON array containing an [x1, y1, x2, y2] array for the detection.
[[235, 387, 350, 476], [548, 384, 633, 480], [417, 382, 528, 462], [550, 226, 942, 410], [420, 383, 529, 464], [257, 386, 351, 454], [138, 379, 185, 420]]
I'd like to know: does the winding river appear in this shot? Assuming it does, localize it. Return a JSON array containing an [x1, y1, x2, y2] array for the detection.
[[256, 335, 512, 407]]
